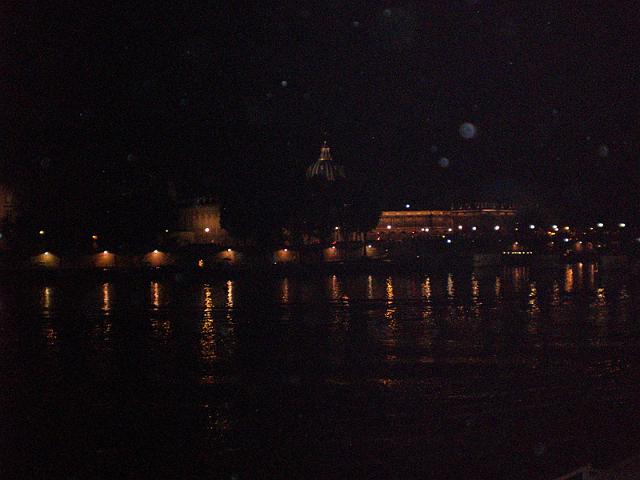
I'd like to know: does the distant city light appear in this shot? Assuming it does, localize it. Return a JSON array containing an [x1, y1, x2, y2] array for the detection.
[[448, 228, 453, 232], [283, 248, 288, 252], [446, 239, 452, 244], [91, 234, 98, 240], [405, 204, 410, 209], [367, 244, 372, 248], [619, 223, 626, 228], [165, 229, 169, 233], [204, 227, 210, 233], [597, 223, 604, 228], [335, 226, 339, 230], [387, 225, 391, 229], [471, 226, 477, 231], [425, 228, 429, 232], [458, 225, 463, 230], [529, 224, 535, 229], [552, 225, 559, 231], [227, 248, 232, 252], [153, 249, 159, 253], [103, 250, 108, 254], [563, 238, 569, 242], [494, 225, 500, 231], [564, 226, 570, 231], [44, 251, 49, 255], [39, 230, 45, 235]]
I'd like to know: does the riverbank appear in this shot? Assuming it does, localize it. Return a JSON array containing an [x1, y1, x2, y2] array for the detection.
[[0, 251, 635, 280]]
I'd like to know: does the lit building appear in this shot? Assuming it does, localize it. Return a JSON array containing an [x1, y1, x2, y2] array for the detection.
[[0, 184, 17, 223], [174, 196, 230, 245], [373, 205, 517, 238]]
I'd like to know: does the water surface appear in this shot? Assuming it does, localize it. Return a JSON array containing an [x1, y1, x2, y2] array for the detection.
[[2, 265, 640, 479]]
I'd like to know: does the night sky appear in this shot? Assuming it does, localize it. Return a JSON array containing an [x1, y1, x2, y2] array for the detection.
[[4, 2, 638, 222]]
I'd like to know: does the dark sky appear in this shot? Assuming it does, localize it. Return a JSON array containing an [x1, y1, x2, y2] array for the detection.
[[4, 1, 638, 221]]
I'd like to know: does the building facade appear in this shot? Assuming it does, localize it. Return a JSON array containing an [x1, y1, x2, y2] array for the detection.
[[0, 184, 17, 223], [175, 197, 229, 245], [373, 206, 517, 239]]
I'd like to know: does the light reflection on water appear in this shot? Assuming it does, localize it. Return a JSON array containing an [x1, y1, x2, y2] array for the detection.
[[201, 283, 216, 365], [102, 282, 112, 314], [40, 286, 57, 346], [19, 264, 640, 385], [4, 263, 640, 479]]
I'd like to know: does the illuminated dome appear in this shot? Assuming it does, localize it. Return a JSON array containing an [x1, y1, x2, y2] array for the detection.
[[306, 142, 346, 182]]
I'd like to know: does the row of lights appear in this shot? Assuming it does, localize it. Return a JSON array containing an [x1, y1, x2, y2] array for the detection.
[[384, 222, 629, 232], [36, 221, 630, 240]]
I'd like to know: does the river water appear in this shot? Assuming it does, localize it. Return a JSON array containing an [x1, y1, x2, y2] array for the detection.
[[2, 264, 640, 479]]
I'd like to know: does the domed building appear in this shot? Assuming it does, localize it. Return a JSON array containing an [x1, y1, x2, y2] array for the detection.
[[306, 141, 345, 182]]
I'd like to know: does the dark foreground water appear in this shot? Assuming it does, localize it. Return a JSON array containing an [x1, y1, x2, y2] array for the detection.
[[2, 265, 640, 479]]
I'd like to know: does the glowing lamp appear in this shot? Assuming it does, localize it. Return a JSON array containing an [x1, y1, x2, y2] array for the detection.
[[494, 225, 500, 231], [153, 249, 159, 253], [204, 227, 210, 233], [227, 248, 232, 252], [405, 204, 410, 208], [103, 250, 108, 254], [386, 225, 391, 229]]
